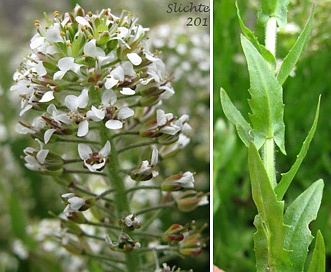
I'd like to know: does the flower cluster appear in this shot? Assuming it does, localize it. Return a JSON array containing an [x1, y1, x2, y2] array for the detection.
[[11, 5, 208, 271]]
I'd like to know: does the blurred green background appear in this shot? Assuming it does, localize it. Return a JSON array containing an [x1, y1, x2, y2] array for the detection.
[[214, 0, 331, 271], [0, 0, 210, 271]]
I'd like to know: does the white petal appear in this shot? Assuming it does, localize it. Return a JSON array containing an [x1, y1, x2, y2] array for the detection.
[[37, 149, 49, 164], [53, 70, 66, 80], [105, 120, 123, 130], [58, 57, 74, 71], [46, 23, 63, 43], [44, 129, 56, 144], [102, 90, 117, 106], [39, 91, 54, 103], [85, 162, 105, 172], [77, 120, 89, 137], [78, 89, 89, 108], [68, 196, 85, 211], [19, 105, 33, 116], [84, 39, 105, 57], [198, 196, 209, 206], [156, 109, 166, 126], [99, 141, 111, 157], [120, 87, 135, 95], [78, 144, 92, 160], [105, 77, 118, 89], [110, 66, 124, 81], [151, 148, 158, 166], [36, 62, 47, 76], [160, 125, 180, 135], [75, 16, 90, 27], [30, 35, 45, 50], [15, 123, 34, 134], [122, 61, 136, 77], [87, 106, 105, 121], [117, 106, 134, 119], [127, 53, 142, 66], [62, 193, 75, 198], [65, 94, 78, 112]]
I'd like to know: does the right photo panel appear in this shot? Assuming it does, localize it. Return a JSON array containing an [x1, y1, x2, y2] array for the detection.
[[213, 0, 331, 271]]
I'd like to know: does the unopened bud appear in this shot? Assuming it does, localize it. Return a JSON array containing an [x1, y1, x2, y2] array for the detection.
[[163, 224, 185, 242]]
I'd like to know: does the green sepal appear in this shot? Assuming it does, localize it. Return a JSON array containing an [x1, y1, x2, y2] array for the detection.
[[307, 230, 326, 272], [284, 179, 324, 271], [220, 88, 252, 147], [277, 8, 314, 85], [236, 2, 276, 69], [241, 35, 286, 154], [275, 96, 321, 200], [248, 142, 291, 271]]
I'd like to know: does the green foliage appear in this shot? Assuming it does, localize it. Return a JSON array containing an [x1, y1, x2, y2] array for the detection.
[[284, 179, 324, 271], [307, 230, 326, 272], [277, 9, 314, 85], [248, 142, 291, 271], [241, 35, 286, 154]]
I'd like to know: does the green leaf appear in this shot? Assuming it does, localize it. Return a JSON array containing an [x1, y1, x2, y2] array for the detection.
[[235, 2, 276, 69], [275, 96, 320, 200], [277, 9, 314, 85], [220, 88, 252, 147], [241, 36, 286, 153], [307, 230, 326, 272], [248, 142, 291, 271], [284, 179, 324, 271]]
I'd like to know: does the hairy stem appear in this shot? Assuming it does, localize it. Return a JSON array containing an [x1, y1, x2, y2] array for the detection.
[[263, 16, 278, 186], [99, 124, 139, 272]]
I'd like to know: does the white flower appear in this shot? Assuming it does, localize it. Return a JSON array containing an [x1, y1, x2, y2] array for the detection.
[[159, 134, 190, 159], [65, 89, 89, 137], [124, 214, 140, 229], [86, 90, 134, 130], [61, 193, 86, 214], [46, 23, 63, 43], [78, 141, 111, 172], [53, 57, 82, 80], [105, 66, 125, 89], [156, 109, 181, 135], [24, 139, 49, 172], [84, 39, 105, 58], [176, 171, 195, 189], [43, 104, 72, 143]]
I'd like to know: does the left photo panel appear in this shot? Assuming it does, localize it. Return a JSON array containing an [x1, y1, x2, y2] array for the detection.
[[0, 0, 210, 271]]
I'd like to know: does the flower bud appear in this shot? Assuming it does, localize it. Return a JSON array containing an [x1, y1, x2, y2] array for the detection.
[[67, 211, 87, 224], [174, 190, 209, 212], [120, 214, 141, 231], [179, 233, 202, 256], [162, 224, 185, 242]]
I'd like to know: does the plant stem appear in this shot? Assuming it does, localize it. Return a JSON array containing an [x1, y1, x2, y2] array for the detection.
[[135, 202, 175, 216], [99, 125, 138, 271], [263, 16, 278, 186], [263, 138, 276, 187], [265, 17, 277, 57]]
